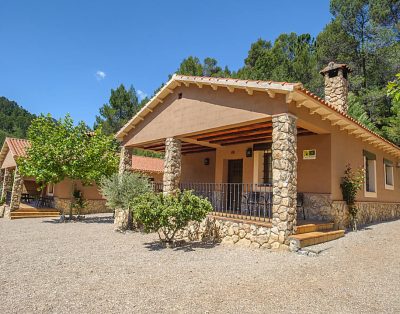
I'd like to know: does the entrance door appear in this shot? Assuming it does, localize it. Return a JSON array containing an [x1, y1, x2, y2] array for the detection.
[[227, 159, 243, 213]]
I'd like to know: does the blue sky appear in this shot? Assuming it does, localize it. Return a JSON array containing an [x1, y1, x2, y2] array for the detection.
[[0, 0, 331, 127]]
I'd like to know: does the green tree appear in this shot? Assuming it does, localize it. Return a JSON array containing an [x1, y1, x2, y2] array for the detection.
[[95, 84, 141, 135], [18, 114, 119, 218], [177, 56, 231, 77], [383, 73, 400, 145], [0, 96, 36, 145]]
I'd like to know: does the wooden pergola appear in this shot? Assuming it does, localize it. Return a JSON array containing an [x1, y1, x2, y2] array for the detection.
[[135, 120, 314, 154]]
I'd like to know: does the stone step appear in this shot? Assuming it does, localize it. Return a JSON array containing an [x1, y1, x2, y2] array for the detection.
[[295, 222, 335, 234], [289, 230, 345, 249], [11, 211, 59, 216], [10, 214, 60, 220]]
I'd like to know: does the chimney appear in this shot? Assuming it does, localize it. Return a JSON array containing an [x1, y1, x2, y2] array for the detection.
[[320, 62, 351, 113]]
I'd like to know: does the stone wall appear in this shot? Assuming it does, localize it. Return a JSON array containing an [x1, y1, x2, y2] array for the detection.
[[163, 138, 181, 195], [176, 216, 284, 250], [302, 193, 400, 229], [271, 113, 297, 249], [54, 197, 109, 214]]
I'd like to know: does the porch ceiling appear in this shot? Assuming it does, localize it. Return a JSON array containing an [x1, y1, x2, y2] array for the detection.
[[136, 121, 314, 154]]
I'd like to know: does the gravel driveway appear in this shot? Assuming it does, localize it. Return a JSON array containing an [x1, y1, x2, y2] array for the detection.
[[0, 215, 399, 314]]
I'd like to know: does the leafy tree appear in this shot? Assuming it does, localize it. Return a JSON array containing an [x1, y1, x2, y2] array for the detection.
[[18, 114, 119, 218], [100, 172, 151, 210], [95, 84, 141, 135]]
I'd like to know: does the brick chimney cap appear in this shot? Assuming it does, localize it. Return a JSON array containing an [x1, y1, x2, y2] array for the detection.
[[320, 62, 352, 75]]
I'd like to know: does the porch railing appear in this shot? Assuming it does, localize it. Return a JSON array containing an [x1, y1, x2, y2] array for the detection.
[[152, 182, 273, 222]]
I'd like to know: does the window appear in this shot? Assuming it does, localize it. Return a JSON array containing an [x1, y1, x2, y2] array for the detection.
[[253, 143, 272, 186], [363, 150, 377, 197], [262, 150, 272, 185], [47, 183, 54, 196], [384, 159, 394, 190]]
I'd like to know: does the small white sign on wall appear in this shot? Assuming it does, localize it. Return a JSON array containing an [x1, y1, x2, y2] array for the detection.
[[303, 149, 317, 160]]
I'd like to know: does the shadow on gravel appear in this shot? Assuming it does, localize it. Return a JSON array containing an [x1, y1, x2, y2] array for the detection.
[[144, 240, 220, 252], [42, 215, 114, 224]]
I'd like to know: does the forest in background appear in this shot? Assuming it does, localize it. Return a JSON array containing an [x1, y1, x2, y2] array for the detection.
[[1, 0, 399, 149]]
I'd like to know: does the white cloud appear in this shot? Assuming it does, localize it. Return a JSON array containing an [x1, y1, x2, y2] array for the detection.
[[137, 89, 147, 100], [95, 70, 106, 80]]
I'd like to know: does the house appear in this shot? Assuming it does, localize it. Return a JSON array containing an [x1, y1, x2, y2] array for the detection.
[[115, 62, 400, 249], [0, 137, 163, 218]]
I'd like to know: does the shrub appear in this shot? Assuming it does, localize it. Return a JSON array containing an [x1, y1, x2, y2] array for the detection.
[[100, 172, 152, 210], [0, 196, 5, 206], [132, 190, 213, 243], [71, 189, 87, 217], [340, 164, 364, 231]]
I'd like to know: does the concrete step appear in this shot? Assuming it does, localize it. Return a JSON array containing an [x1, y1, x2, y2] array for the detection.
[[295, 222, 334, 234], [289, 230, 345, 249]]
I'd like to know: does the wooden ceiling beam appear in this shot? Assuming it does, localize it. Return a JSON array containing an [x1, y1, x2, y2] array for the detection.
[[221, 138, 272, 146], [202, 127, 273, 142], [191, 122, 273, 140], [216, 134, 272, 145]]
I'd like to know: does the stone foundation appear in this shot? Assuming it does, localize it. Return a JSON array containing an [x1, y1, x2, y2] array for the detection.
[[302, 193, 400, 229], [175, 216, 285, 250], [54, 198, 109, 214]]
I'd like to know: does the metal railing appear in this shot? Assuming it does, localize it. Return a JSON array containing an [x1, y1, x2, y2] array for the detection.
[[152, 182, 273, 222]]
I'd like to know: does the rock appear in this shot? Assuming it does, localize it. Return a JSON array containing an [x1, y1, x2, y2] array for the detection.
[[238, 229, 246, 239], [250, 242, 260, 249], [232, 235, 240, 243], [236, 238, 251, 247]]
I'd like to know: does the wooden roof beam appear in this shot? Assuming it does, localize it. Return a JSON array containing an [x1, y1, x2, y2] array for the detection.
[[267, 90, 276, 98]]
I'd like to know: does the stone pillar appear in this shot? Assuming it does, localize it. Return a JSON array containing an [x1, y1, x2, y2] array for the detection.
[[271, 113, 297, 249], [1, 168, 13, 200], [118, 146, 132, 174], [163, 138, 181, 195], [10, 167, 24, 211], [114, 146, 133, 231], [0, 169, 4, 198]]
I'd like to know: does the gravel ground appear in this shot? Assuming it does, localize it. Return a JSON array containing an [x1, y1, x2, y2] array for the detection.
[[0, 215, 399, 314]]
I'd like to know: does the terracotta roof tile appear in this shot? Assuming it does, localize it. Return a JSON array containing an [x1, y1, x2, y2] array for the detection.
[[132, 155, 164, 173], [6, 138, 30, 158]]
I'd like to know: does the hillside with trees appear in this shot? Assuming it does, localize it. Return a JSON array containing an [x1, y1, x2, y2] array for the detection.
[[0, 97, 36, 146]]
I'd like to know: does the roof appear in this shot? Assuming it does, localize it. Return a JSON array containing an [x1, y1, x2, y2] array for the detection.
[[0, 137, 31, 167], [115, 74, 400, 159], [320, 62, 352, 74], [132, 155, 163, 173]]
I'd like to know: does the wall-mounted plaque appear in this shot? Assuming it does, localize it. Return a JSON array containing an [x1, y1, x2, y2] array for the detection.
[[303, 149, 316, 160]]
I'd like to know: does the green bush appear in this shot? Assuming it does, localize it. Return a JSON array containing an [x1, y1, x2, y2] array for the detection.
[[340, 164, 364, 231], [100, 172, 152, 210], [0, 196, 5, 206], [132, 190, 213, 242]]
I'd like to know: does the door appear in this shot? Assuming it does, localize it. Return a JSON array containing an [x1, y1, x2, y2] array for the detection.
[[227, 159, 243, 213]]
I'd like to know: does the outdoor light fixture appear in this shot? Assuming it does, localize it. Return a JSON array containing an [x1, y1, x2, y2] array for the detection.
[[246, 148, 253, 158], [204, 158, 210, 166]]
